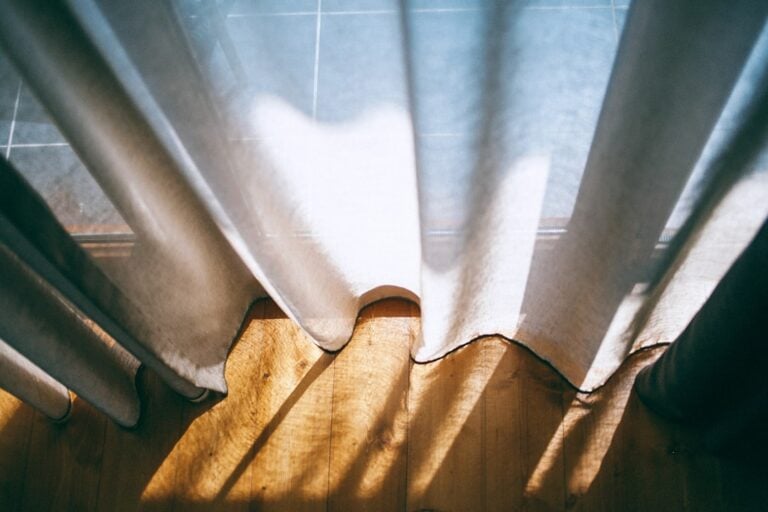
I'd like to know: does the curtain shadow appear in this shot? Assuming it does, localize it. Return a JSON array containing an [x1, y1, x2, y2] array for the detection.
[[325, 359, 410, 508], [519, 346, 733, 510], [212, 352, 334, 502], [2, 302, 758, 510], [324, 299, 415, 509], [408, 338, 569, 511], [560, 382, 766, 511], [0, 391, 34, 510], [0, 361, 217, 511], [132, 298, 334, 505], [137, 298, 414, 509], [571, 389, 690, 511]]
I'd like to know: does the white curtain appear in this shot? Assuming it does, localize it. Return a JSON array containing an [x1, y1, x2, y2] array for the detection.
[[0, 0, 767, 425]]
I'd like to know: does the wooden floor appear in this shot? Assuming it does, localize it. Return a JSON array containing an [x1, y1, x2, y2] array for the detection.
[[0, 298, 765, 511]]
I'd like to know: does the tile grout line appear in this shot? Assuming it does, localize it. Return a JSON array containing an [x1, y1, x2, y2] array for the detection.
[[8, 142, 70, 148], [5, 80, 21, 159], [224, 5, 612, 18], [610, 0, 619, 41], [226, 11, 316, 18], [311, 0, 323, 120], [230, 133, 467, 142], [419, 132, 466, 137], [521, 4, 610, 10], [324, 9, 397, 15], [310, 0, 322, 214]]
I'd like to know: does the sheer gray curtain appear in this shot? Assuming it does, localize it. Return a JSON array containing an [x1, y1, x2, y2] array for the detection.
[[0, 0, 766, 426]]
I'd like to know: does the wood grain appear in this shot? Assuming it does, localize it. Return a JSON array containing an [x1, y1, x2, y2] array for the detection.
[[485, 338, 568, 512], [0, 387, 33, 511], [22, 394, 106, 511], [406, 333, 489, 511], [0, 298, 764, 511], [327, 299, 414, 511], [96, 358, 189, 511], [244, 299, 334, 512]]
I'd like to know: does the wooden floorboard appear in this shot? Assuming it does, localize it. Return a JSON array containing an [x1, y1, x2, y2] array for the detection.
[[0, 298, 764, 511], [22, 392, 106, 511], [0, 385, 33, 512], [484, 338, 568, 512], [96, 361, 188, 512], [407, 331, 499, 511], [327, 299, 413, 512]]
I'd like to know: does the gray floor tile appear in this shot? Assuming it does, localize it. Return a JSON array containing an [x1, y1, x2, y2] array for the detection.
[[229, 0, 317, 15], [10, 146, 126, 231], [12, 86, 67, 144], [407, 9, 488, 135], [408, 0, 609, 8], [614, 6, 628, 34], [323, 0, 398, 12], [416, 134, 475, 233], [180, 9, 318, 135], [223, 13, 316, 129], [525, 0, 611, 6], [0, 55, 20, 146], [410, 6, 617, 220], [316, 12, 409, 122], [175, 0, 317, 16], [502, 7, 617, 219], [407, 0, 485, 9]]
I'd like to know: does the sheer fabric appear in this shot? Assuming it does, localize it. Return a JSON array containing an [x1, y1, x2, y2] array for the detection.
[[0, 0, 767, 424]]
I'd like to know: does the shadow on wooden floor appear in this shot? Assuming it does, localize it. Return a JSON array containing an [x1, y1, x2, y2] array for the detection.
[[1, 298, 766, 511]]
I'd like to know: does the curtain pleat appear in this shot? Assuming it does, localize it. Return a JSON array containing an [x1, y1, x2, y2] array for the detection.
[[0, 339, 71, 421], [509, 0, 768, 388], [0, 0, 261, 398], [408, 0, 768, 388], [635, 218, 768, 451], [0, 213, 140, 427], [0, 0, 766, 422], [91, 0, 422, 349]]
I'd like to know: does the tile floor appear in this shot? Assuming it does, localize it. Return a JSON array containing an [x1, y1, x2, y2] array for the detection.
[[174, 0, 630, 234], [21, 0, 760, 244], [0, 53, 126, 233]]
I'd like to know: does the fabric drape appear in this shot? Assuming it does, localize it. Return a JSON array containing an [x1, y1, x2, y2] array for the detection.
[[0, 0, 767, 424], [635, 218, 768, 453], [0, 157, 142, 426]]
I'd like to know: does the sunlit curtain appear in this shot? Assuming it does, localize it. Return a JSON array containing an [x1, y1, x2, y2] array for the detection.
[[0, 0, 767, 426]]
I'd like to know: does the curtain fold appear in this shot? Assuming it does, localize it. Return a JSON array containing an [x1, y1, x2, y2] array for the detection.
[[635, 218, 768, 452], [0, 0, 766, 423], [0, 156, 141, 426], [0, 339, 71, 422], [502, 0, 768, 388], [0, 0, 261, 398]]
